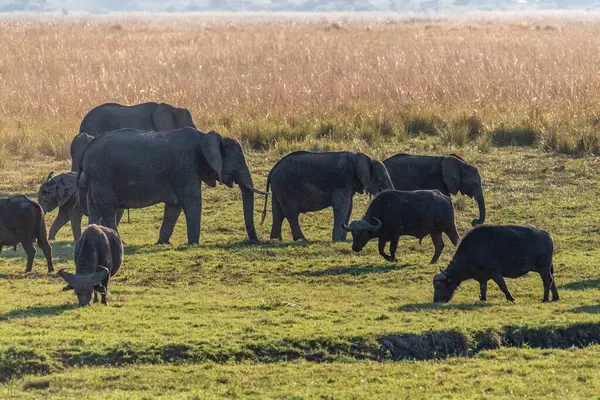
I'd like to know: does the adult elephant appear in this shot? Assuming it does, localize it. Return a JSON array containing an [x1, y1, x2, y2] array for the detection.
[[78, 127, 266, 244], [72, 102, 196, 171], [383, 154, 485, 226], [261, 151, 394, 242]]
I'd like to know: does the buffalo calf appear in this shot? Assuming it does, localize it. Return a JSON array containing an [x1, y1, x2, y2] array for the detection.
[[343, 190, 459, 264], [59, 224, 123, 306], [433, 224, 558, 303], [0, 196, 53, 273]]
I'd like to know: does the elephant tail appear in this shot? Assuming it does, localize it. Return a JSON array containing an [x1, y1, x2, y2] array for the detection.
[[33, 201, 50, 247], [260, 180, 271, 225]]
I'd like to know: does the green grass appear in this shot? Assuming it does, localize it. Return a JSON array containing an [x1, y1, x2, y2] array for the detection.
[[1, 137, 600, 397]]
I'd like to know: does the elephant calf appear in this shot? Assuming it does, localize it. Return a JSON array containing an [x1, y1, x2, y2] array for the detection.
[[383, 153, 485, 226], [262, 151, 394, 242], [344, 190, 459, 264], [38, 172, 83, 240], [0, 196, 53, 273], [433, 224, 558, 303], [59, 224, 123, 306], [38, 172, 125, 241]]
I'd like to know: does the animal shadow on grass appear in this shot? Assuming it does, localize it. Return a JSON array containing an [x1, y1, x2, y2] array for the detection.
[[567, 304, 600, 314], [397, 302, 491, 312], [559, 279, 600, 291], [0, 304, 76, 321], [295, 263, 409, 277], [0, 241, 74, 262], [215, 240, 312, 252]]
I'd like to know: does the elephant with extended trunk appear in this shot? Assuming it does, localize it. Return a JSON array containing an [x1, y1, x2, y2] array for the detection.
[[79, 127, 266, 244], [383, 154, 485, 226], [72, 102, 196, 172], [261, 151, 394, 242]]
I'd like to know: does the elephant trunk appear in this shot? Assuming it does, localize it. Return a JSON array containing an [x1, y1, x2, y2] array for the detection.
[[472, 193, 486, 226], [237, 168, 260, 243]]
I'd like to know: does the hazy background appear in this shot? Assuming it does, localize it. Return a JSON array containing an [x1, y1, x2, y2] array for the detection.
[[0, 0, 598, 13]]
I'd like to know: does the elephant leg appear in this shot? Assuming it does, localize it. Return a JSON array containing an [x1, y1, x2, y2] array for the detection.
[[287, 212, 306, 242], [22, 241, 37, 273], [182, 187, 202, 245], [430, 231, 445, 264], [116, 209, 125, 226], [48, 206, 70, 240], [479, 280, 488, 301], [492, 275, 515, 302], [270, 197, 284, 241], [68, 206, 83, 241], [157, 204, 182, 245], [87, 192, 101, 225], [331, 190, 352, 242], [99, 210, 118, 232]]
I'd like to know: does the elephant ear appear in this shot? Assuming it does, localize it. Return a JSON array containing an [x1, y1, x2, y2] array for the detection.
[[355, 153, 372, 192], [56, 174, 76, 207], [174, 108, 196, 129], [152, 103, 177, 131], [442, 157, 462, 195], [200, 131, 224, 183]]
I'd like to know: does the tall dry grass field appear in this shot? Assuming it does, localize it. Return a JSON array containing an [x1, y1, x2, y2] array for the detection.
[[2, 18, 600, 156]]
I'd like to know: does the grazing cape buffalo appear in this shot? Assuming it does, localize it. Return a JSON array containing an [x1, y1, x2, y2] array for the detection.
[[343, 190, 459, 264], [59, 224, 123, 306], [0, 196, 53, 273], [433, 224, 559, 303]]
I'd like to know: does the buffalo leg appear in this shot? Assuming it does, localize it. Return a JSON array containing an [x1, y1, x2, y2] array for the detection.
[[378, 237, 392, 262], [157, 204, 182, 245], [479, 280, 488, 301], [331, 190, 352, 242], [93, 292, 99, 304], [430, 232, 445, 264], [49, 206, 70, 240], [37, 237, 54, 273], [492, 275, 515, 302], [445, 225, 459, 246], [22, 241, 37, 273], [100, 277, 109, 305], [388, 233, 400, 262], [270, 197, 284, 240]]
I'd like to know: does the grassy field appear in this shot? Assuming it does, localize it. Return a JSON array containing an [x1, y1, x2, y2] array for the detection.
[[1, 16, 600, 398]]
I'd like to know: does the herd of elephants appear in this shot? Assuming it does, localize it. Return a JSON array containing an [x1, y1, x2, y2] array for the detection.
[[1, 102, 559, 306]]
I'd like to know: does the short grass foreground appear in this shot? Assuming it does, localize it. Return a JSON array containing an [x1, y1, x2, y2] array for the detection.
[[0, 144, 600, 397]]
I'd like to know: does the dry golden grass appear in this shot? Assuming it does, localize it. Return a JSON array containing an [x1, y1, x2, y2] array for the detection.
[[2, 17, 600, 156]]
